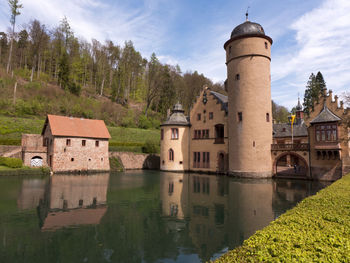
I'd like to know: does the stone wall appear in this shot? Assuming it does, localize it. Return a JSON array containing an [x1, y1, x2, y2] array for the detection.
[[109, 152, 160, 170], [0, 145, 22, 158]]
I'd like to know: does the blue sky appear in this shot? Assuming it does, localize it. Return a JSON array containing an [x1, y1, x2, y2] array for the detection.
[[0, 0, 349, 109]]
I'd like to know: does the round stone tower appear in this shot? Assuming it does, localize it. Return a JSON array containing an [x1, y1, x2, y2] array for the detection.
[[160, 103, 190, 171], [224, 18, 273, 177]]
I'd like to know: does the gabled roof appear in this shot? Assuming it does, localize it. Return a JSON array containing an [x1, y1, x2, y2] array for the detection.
[[273, 122, 308, 138], [310, 105, 341, 124], [42, 115, 111, 139], [210, 91, 228, 113]]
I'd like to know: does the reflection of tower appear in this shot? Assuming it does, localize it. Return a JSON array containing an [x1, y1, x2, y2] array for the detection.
[[160, 172, 189, 219], [227, 180, 274, 245], [160, 103, 190, 171], [38, 174, 109, 231], [224, 17, 273, 177]]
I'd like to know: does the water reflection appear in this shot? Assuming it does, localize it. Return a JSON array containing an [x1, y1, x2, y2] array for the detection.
[[37, 174, 109, 231], [0, 171, 329, 263], [160, 173, 327, 261]]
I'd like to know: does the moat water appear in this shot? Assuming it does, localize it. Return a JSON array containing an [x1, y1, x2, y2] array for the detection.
[[0, 171, 330, 263]]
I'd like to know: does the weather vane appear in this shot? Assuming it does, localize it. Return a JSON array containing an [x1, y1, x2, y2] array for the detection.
[[246, 6, 250, 21]]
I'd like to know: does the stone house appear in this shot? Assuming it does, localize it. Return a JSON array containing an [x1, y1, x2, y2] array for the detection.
[[22, 114, 111, 173]]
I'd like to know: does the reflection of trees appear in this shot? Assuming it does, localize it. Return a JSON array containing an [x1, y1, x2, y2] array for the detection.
[[272, 179, 330, 218]]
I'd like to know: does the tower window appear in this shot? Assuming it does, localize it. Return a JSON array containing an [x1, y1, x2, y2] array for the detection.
[[171, 128, 179, 139], [235, 74, 240, 80], [265, 42, 268, 49], [169, 149, 174, 161], [229, 46, 232, 54], [238, 112, 243, 122], [161, 129, 164, 140], [266, 113, 270, 122]]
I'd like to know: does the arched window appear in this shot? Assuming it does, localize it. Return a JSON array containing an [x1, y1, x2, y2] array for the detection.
[[169, 149, 174, 161], [30, 156, 43, 167]]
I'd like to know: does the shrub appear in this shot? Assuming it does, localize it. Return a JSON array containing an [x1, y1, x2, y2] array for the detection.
[[142, 140, 159, 154], [0, 157, 23, 168], [109, 157, 124, 171], [138, 115, 153, 129], [68, 82, 81, 96], [121, 110, 136, 128]]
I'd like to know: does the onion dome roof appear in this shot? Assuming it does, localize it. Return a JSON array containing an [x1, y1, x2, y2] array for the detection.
[[231, 21, 265, 39]]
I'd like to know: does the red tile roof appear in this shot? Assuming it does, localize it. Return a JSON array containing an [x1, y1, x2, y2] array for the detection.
[[43, 115, 111, 139]]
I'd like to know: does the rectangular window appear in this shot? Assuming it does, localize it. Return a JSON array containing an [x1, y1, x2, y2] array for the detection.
[[266, 113, 270, 122], [66, 139, 71, 146], [238, 112, 242, 122], [315, 124, 337, 142], [197, 113, 201, 121], [82, 140, 86, 146], [209, 112, 213, 120], [95, 141, 99, 147], [198, 130, 201, 139], [171, 128, 179, 139], [161, 129, 164, 140], [204, 129, 209, 138]]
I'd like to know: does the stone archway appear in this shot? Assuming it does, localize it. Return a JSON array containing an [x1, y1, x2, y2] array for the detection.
[[273, 152, 308, 178], [31, 156, 43, 167]]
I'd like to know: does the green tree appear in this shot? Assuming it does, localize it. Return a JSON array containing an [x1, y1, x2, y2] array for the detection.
[[272, 100, 290, 123], [303, 72, 325, 115], [6, 0, 23, 73], [58, 51, 69, 89]]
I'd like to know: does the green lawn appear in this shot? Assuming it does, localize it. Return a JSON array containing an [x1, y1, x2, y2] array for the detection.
[[0, 115, 160, 151], [215, 174, 350, 262]]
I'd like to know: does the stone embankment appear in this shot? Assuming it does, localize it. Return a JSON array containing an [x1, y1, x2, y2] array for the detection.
[[215, 174, 350, 262], [109, 152, 160, 170]]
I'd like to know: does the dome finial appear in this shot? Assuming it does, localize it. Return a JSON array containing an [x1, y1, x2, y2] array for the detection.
[[246, 6, 250, 21]]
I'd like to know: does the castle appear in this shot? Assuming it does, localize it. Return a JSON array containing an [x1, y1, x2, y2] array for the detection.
[[160, 19, 350, 181]]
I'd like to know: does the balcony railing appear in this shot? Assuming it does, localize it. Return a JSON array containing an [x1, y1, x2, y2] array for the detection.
[[271, 143, 309, 151]]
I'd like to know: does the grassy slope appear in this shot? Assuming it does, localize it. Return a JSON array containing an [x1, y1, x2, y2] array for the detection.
[[215, 174, 350, 262], [0, 115, 160, 150]]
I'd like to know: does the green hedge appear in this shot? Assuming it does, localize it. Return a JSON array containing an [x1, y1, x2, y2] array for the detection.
[[0, 139, 21, 145], [215, 174, 350, 262], [0, 166, 50, 176], [0, 157, 23, 168]]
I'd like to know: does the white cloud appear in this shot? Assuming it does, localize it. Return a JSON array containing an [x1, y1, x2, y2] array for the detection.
[[271, 0, 350, 108]]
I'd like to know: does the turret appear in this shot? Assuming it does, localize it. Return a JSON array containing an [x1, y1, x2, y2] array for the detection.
[[224, 15, 273, 177], [160, 103, 190, 171]]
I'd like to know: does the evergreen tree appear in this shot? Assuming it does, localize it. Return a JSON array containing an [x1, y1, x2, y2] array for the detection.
[[303, 72, 325, 115], [58, 51, 70, 89]]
